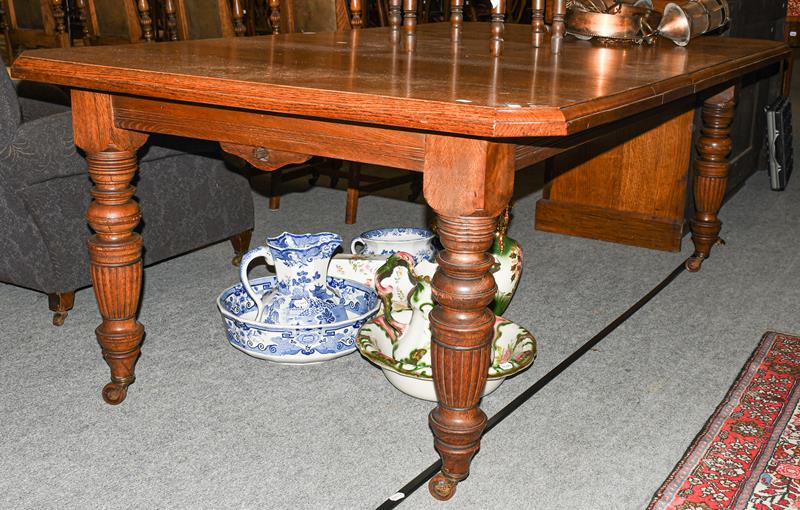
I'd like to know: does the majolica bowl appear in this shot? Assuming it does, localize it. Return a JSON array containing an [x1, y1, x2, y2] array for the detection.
[[356, 311, 537, 400], [218, 276, 379, 363]]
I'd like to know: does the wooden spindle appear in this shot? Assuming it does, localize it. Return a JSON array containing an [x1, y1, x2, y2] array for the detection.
[[489, 0, 505, 57], [73, 0, 91, 43], [403, 0, 417, 52], [376, 0, 387, 27], [137, 0, 154, 42], [269, 0, 281, 34], [350, 0, 363, 28], [1, 0, 12, 62], [232, 0, 246, 36], [164, 0, 178, 40], [531, 0, 545, 47], [389, 0, 402, 43], [450, 0, 463, 42], [50, 0, 66, 34], [551, 0, 566, 54]]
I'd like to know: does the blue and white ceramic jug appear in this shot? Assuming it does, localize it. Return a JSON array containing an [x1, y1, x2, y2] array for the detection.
[[239, 232, 347, 325]]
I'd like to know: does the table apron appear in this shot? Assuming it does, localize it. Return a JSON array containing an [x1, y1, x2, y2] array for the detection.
[[111, 92, 720, 174], [112, 95, 428, 171]]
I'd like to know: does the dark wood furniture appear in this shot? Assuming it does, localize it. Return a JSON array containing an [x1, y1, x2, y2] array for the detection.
[[164, 0, 241, 40], [1, 1, 12, 62], [2, 0, 68, 55], [76, 0, 149, 45], [12, 23, 789, 501]]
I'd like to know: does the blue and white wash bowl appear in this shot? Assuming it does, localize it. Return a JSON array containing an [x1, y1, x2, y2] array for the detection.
[[218, 276, 379, 363], [350, 227, 436, 264]]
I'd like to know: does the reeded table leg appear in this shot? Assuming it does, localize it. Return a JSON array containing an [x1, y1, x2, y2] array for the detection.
[[86, 150, 144, 404], [72, 91, 148, 404], [687, 86, 735, 272], [428, 215, 497, 500], [422, 135, 514, 500]]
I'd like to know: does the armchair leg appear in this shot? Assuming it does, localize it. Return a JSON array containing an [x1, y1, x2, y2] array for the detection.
[[229, 229, 253, 266], [48, 292, 75, 326], [345, 162, 361, 224]]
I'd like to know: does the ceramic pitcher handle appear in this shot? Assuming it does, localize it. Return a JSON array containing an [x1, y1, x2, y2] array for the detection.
[[374, 252, 418, 336], [239, 246, 271, 321], [350, 237, 365, 255]]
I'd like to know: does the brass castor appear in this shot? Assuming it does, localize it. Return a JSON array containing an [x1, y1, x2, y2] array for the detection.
[[685, 254, 705, 273], [428, 473, 457, 501], [102, 381, 131, 405], [232, 253, 244, 267], [52, 311, 68, 326]]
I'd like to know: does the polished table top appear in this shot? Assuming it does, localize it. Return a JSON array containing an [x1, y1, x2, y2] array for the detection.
[[11, 23, 789, 137]]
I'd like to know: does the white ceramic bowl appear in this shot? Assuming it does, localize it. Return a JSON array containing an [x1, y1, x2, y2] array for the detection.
[[356, 311, 537, 400], [218, 276, 379, 363]]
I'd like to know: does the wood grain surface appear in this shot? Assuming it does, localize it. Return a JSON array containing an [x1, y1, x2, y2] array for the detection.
[[11, 23, 789, 137]]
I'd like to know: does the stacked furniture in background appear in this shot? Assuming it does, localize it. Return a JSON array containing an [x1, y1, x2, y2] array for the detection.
[[0, 0, 69, 62], [787, 0, 800, 46]]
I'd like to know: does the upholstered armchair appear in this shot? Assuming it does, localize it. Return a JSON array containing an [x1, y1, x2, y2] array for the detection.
[[0, 60, 254, 324]]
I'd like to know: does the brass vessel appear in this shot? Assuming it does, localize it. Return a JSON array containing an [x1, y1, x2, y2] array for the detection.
[[657, 0, 730, 46]]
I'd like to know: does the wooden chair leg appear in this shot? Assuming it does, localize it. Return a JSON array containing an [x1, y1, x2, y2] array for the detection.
[[269, 170, 282, 209], [229, 229, 253, 266], [328, 159, 344, 188], [309, 169, 320, 186], [409, 172, 422, 202], [48, 291, 75, 326], [345, 162, 361, 224]]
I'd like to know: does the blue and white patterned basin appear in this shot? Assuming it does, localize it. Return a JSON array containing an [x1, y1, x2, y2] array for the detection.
[[217, 276, 379, 363]]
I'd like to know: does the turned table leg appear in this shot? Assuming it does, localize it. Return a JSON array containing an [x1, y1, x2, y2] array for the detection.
[[687, 86, 735, 272], [86, 150, 144, 405], [422, 135, 514, 500], [72, 91, 149, 404], [428, 214, 498, 500]]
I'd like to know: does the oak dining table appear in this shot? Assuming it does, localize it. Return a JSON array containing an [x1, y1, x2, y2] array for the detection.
[[10, 22, 790, 501]]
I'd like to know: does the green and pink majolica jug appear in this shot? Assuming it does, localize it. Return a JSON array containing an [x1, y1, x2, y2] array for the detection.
[[372, 208, 523, 366]]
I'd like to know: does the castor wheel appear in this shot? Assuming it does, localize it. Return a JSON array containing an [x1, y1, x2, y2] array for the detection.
[[428, 473, 457, 501], [685, 254, 705, 273], [232, 253, 243, 267], [102, 381, 129, 405], [52, 311, 68, 326]]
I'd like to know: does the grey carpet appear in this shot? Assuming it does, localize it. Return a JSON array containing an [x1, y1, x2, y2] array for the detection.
[[2, 84, 800, 510]]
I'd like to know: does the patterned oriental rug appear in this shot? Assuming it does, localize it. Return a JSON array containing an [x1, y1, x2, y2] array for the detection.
[[649, 332, 800, 510]]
